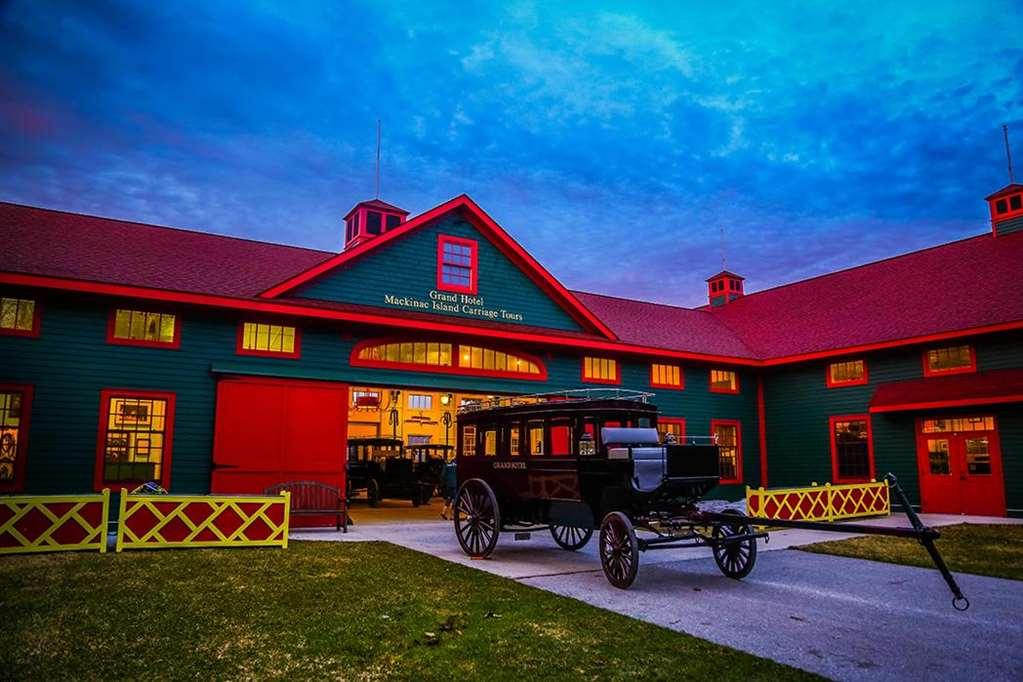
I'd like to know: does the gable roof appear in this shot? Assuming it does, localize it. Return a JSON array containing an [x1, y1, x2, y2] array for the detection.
[[259, 194, 618, 339]]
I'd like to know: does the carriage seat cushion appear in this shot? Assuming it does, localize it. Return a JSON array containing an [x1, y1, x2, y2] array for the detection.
[[631, 446, 666, 492], [601, 427, 660, 447]]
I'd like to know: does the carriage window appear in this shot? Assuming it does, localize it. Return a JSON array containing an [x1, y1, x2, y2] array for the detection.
[[461, 425, 476, 456], [509, 424, 521, 456], [550, 418, 573, 456], [481, 427, 498, 457], [711, 420, 741, 483], [528, 421, 544, 455], [831, 416, 872, 482]]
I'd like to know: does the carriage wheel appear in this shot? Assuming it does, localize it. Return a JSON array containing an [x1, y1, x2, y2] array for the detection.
[[367, 479, 380, 508], [599, 512, 639, 589], [454, 479, 501, 558], [550, 525, 593, 551], [711, 509, 758, 579]]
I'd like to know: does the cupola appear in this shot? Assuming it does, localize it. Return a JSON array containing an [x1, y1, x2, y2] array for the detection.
[[343, 198, 409, 250], [986, 184, 1023, 236], [706, 270, 744, 306]]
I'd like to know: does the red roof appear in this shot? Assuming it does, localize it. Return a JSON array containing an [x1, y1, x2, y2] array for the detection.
[[2, 200, 1022, 363], [869, 368, 1023, 413]]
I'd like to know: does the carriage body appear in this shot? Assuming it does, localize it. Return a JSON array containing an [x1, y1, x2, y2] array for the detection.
[[346, 437, 433, 505]]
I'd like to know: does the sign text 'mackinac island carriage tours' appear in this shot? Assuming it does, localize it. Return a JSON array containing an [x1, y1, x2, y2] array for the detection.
[[1, 182, 1022, 587]]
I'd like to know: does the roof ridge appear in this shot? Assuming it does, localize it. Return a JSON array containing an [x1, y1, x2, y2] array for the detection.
[[0, 200, 335, 256], [712, 230, 995, 306]]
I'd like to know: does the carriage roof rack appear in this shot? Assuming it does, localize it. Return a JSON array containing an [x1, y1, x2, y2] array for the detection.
[[457, 388, 657, 414]]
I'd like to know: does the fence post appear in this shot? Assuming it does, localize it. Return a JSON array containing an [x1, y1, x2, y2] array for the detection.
[[281, 491, 291, 549], [99, 488, 110, 553], [825, 483, 834, 522], [115, 488, 128, 553]]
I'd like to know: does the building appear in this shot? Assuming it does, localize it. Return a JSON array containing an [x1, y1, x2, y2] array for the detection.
[[1, 184, 1022, 516]]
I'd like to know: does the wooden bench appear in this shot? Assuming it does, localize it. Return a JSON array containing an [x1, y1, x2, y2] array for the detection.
[[265, 481, 349, 533]]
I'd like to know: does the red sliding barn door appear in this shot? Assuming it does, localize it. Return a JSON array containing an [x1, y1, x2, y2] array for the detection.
[[211, 377, 348, 495]]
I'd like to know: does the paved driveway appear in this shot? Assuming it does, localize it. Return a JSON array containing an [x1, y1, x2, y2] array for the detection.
[[293, 516, 1023, 681]]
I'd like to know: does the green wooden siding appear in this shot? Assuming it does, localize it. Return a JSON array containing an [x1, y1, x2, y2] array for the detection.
[[0, 288, 760, 499], [762, 330, 1023, 515], [294, 216, 585, 332]]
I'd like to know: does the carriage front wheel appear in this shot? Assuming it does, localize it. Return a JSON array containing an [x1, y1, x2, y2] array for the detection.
[[599, 512, 639, 589], [550, 525, 593, 551], [454, 478, 501, 558], [711, 509, 758, 579]]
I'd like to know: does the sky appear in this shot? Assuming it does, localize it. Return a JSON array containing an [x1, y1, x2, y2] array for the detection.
[[1, 1, 1021, 307]]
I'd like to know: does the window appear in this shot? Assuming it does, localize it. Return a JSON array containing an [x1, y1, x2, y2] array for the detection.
[[109, 308, 179, 348], [461, 425, 477, 456], [351, 390, 381, 408], [408, 394, 433, 410], [826, 359, 867, 387], [582, 356, 619, 384], [711, 420, 742, 483], [437, 235, 478, 294], [385, 214, 402, 230], [237, 322, 299, 358], [95, 390, 175, 490], [830, 415, 873, 482], [481, 427, 498, 457], [921, 416, 995, 433], [408, 435, 431, 445], [366, 211, 382, 235], [527, 420, 544, 455], [923, 344, 975, 376], [509, 424, 521, 456], [0, 296, 39, 337], [0, 385, 33, 492], [651, 363, 683, 389], [352, 340, 545, 380], [657, 418, 686, 444], [709, 369, 738, 394], [550, 418, 573, 456]]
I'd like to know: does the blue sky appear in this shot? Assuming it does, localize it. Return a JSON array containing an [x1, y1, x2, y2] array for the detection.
[[1, 1, 1021, 306]]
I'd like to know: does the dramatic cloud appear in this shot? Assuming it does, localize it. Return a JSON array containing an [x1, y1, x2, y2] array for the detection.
[[1, 0, 1020, 305]]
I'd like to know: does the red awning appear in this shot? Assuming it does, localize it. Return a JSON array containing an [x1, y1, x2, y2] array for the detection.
[[869, 368, 1023, 413]]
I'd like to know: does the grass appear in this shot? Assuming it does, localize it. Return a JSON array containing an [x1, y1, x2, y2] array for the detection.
[[0, 541, 815, 681], [798, 523, 1023, 582]]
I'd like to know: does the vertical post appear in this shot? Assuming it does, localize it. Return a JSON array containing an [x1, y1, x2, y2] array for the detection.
[[115, 488, 128, 553], [825, 483, 834, 522], [99, 488, 110, 553], [281, 491, 291, 550]]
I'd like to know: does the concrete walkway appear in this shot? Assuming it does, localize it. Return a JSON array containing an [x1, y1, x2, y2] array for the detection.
[[292, 514, 1023, 681]]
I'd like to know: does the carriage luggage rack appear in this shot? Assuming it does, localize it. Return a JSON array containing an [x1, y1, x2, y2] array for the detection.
[[458, 388, 656, 413]]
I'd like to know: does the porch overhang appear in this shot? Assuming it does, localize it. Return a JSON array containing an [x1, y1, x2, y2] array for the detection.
[[869, 368, 1023, 413]]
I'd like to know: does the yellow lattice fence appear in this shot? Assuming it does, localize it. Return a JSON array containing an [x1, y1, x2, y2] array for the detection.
[[0, 490, 111, 555], [746, 480, 890, 522], [116, 492, 290, 551]]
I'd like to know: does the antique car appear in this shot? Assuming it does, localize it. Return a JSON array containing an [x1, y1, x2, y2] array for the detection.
[[452, 389, 969, 609], [346, 437, 435, 506], [408, 443, 455, 499]]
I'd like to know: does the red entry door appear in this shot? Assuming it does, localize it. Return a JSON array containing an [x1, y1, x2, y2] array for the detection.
[[211, 377, 348, 494], [917, 416, 1005, 517]]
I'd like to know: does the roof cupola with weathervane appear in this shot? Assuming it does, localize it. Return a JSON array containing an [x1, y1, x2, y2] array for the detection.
[[706, 270, 744, 306], [987, 184, 1023, 236], [343, 198, 409, 250]]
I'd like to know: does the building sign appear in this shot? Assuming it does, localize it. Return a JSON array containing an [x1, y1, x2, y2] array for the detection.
[[383, 290, 524, 323]]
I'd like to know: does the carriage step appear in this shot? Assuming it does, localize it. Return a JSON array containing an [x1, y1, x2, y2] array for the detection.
[[513, 532, 532, 541]]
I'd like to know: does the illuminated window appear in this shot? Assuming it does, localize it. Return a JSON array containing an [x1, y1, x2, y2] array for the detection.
[[353, 340, 544, 379], [437, 235, 477, 294], [0, 387, 32, 491], [408, 394, 433, 410], [923, 345, 975, 376], [827, 359, 867, 387], [0, 297, 38, 336], [711, 420, 741, 482], [651, 363, 682, 388], [97, 391, 174, 488], [461, 425, 476, 456], [527, 420, 544, 455], [657, 418, 685, 444], [509, 424, 521, 456], [480, 427, 498, 456], [709, 369, 738, 393], [239, 322, 298, 357], [921, 416, 995, 433], [582, 356, 619, 384], [110, 309, 178, 347], [831, 416, 872, 482]]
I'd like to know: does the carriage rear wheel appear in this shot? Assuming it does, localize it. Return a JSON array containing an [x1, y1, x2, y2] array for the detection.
[[711, 509, 758, 579], [550, 525, 593, 551], [599, 512, 639, 589], [454, 479, 501, 558], [367, 479, 380, 507]]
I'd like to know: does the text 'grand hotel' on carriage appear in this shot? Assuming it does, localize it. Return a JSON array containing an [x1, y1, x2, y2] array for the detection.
[[1, 181, 1022, 517]]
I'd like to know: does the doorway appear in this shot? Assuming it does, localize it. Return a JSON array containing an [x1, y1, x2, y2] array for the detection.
[[916, 415, 1005, 516]]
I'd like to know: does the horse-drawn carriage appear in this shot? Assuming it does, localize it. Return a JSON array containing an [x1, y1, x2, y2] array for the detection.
[[347, 438, 435, 506], [452, 389, 969, 609]]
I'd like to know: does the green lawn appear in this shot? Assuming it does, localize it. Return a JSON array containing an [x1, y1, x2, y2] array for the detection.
[[1, 541, 813, 681], [798, 523, 1023, 582]]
